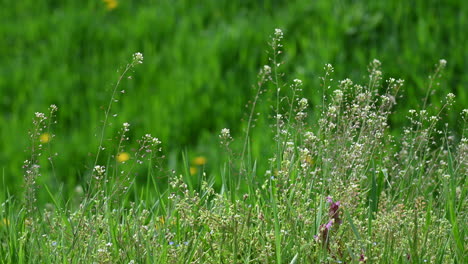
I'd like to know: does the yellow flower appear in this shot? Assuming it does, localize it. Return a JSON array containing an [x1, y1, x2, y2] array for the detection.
[[155, 216, 175, 229], [190, 166, 197, 175], [103, 0, 118, 10], [305, 155, 314, 166], [116, 152, 130, 163], [40, 133, 51, 144], [192, 156, 207, 166], [1, 218, 9, 226]]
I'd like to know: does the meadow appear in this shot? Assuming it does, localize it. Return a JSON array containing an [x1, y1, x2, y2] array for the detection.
[[1, 0, 467, 194], [0, 0, 467, 263]]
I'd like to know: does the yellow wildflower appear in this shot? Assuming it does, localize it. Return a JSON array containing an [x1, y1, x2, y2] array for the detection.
[[155, 216, 176, 229], [305, 155, 314, 166], [116, 152, 130, 163], [190, 166, 197, 175], [103, 0, 118, 10], [40, 133, 51, 144], [192, 156, 207, 166], [1, 218, 9, 226]]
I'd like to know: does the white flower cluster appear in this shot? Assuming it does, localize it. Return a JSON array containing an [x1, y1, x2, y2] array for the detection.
[[324, 63, 334, 72], [293, 79, 303, 85], [94, 165, 106, 175], [35, 112, 46, 119], [333, 89, 344, 103], [274, 28, 283, 39], [123, 122, 130, 132], [446, 93, 455, 105], [439, 59, 447, 68], [50, 104, 58, 112], [144, 134, 161, 145], [298, 98, 308, 110], [339, 78, 353, 90], [462, 109, 468, 120], [220, 128, 231, 139], [133, 52, 144, 64]]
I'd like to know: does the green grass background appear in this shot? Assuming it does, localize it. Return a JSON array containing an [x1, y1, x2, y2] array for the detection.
[[1, 0, 467, 197]]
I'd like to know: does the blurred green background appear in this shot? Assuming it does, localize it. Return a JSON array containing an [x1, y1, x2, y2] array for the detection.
[[1, 0, 467, 197]]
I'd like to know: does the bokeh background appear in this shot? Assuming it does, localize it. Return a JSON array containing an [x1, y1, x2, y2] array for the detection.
[[1, 0, 467, 197]]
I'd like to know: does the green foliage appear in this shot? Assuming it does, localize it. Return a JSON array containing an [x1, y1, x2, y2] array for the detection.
[[1, 0, 467, 193], [0, 28, 466, 262]]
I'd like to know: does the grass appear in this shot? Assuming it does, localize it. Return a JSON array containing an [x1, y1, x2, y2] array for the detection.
[[1, 0, 468, 195], [0, 30, 466, 263]]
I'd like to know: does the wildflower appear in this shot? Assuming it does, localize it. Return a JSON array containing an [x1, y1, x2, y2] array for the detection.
[[274, 28, 283, 38], [293, 78, 303, 85], [439, 59, 447, 68], [372, 59, 381, 67], [220, 128, 230, 138], [35, 112, 46, 120], [327, 196, 342, 225], [94, 165, 106, 176], [39, 133, 51, 144], [446, 93, 455, 105], [133, 52, 144, 64], [333, 89, 344, 102], [192, 156, 207, 166], [461, 109, 468, 117], [325, 63, 334, 72], [103, 0, 118, 10], [219, 128, 233, 147], [123, 122, 130, 132], [1, 218, 9, 226], [49, 104, 58, 112], [116, 152, 130, 163], [189, 166, 197, 175], [359, 253, 367, 262], [324, 220, 333, 230]]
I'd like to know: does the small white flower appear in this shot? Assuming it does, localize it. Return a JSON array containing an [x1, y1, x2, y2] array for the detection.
[[220, 128, 231, 139], [372, 59, 381, 67], [298, 98, 308, 110], [446, 93, 456, 105], [94, 165, 106, 175], [123, 122, 130, 132], [35, 112, 46, 119], [133, 52, 144, 64], [50, 104, 58, 112], [333, 89, 344, 102], [274, 28, 283, 38], [293, 79, 303, 85], [439, 59, 447, 67]]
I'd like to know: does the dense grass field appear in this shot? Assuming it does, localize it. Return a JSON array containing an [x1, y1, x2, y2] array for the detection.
[[0, 1, 467, 263], [1, 36, 466, 262], [1, 0, 467, 195]]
